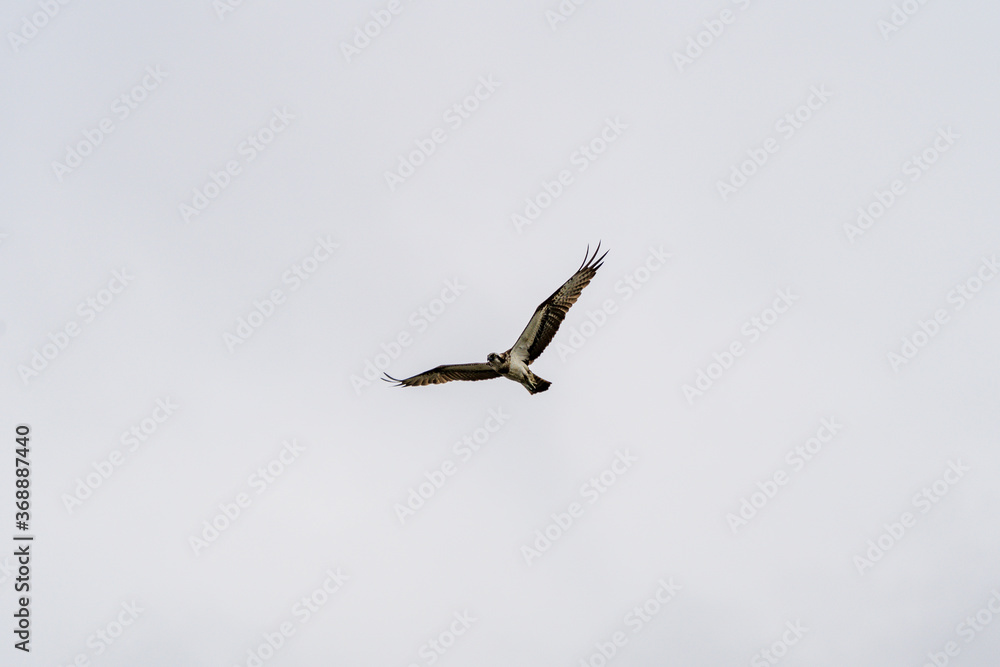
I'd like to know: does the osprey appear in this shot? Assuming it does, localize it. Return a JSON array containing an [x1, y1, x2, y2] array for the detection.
[[383, 244, 608, 394]]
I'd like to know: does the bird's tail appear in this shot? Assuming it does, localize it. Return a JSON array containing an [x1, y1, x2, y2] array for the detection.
[[527, 374, 551, 394]]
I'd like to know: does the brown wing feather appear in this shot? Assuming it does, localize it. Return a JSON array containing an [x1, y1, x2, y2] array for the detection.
[[382, 362, 500, 387], [511, 243, 609, 364]]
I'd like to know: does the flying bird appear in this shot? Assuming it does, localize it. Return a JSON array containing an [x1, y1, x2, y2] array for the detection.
[[383, 244, 609, 394]]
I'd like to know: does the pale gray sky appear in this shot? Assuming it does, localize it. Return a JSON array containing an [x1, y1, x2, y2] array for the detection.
[[2, 1, 1000, 666]]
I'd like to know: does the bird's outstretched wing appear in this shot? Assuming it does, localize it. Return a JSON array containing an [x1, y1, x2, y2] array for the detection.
[[382, 363, 501, 387], [511, 243, 609, 364]]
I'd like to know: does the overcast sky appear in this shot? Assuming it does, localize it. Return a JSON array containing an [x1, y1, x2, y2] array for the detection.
[[2, 1, 1000, 666]]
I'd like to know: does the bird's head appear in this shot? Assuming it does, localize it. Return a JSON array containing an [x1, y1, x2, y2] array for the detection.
[[487, 352, 502, 369]]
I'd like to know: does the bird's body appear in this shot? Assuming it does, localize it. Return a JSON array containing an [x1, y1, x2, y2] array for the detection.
[[383, 244, 607, 394], [488, 350, 550, 394]]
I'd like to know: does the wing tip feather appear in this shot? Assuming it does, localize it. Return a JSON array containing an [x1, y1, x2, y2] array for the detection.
[[579, 241, 608, 273], [381, 373, 405, 386]]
